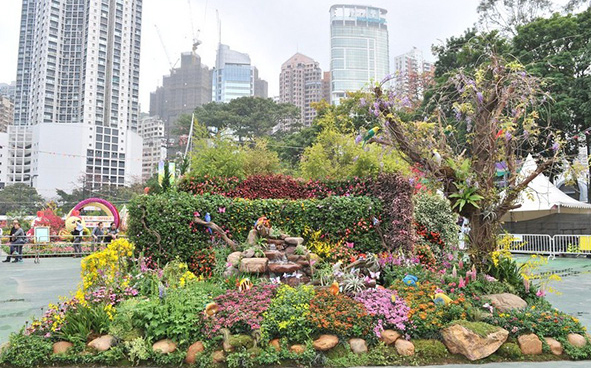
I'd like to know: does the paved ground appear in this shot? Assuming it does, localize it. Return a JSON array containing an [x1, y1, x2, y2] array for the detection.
[[0, 256, 81, 342]]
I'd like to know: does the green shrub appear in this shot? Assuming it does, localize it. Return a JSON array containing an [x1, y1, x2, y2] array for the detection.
[[131, 281, 223, 346], [412, 339, 450, 360], [261, 285, 315, 343], [128, 191, 384, 264], [496, 342, 523, 359], [0, 333, 53, 368], [413, 191, 459, 250]]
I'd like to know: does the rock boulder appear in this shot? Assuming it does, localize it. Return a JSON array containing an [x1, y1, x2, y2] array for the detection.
[[394, 339, 415, 356], [567, 333, 587, 348], [152, 339, 177, 354], [441, 322, 508, 361], [380, 330, 401, 345], [87, 334, 114, 352], [481, 293, 527, 312], [52, 341, 73, 355], [349, 338, 368, 354], [313, 334, 339, 351], [545, 337, 563, 356], [239, 258, 268, 273], [517, 334, 542, 355], [185, 341, 205, 364]]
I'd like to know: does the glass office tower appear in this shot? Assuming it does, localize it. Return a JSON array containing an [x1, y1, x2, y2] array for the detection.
[[329, 4, 389, 104]]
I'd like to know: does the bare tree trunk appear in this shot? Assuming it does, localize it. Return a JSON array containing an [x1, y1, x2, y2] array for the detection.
[[467, 213, 500, 269]]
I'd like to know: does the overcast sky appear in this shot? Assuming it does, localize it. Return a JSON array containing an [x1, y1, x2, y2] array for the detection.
[[0, 0, 480, 112]]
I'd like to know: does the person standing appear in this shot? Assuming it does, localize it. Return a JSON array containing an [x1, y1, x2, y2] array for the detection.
[[104, 222, 119, 243], [71, 220, 84, 257], [91, 222, 105, 252], [3, 221, 25, 263]]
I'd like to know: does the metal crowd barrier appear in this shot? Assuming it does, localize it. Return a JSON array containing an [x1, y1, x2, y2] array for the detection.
[[1, 234, 126, 263], [505, 234, 591, 257]]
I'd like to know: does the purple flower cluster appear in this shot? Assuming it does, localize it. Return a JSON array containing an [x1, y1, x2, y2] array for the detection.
[[354, 288, 410, 337], [204, 284, 277, 336], [87, 285, 138, 305]]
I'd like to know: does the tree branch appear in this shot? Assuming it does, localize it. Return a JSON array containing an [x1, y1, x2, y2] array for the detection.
[[193, 216, 237, 251]]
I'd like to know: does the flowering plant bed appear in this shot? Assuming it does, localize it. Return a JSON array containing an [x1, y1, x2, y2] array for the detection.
[[1, 234, 589, 368]]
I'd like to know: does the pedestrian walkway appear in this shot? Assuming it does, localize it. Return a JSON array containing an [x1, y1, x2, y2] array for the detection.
[[0, 257, 81, 343]]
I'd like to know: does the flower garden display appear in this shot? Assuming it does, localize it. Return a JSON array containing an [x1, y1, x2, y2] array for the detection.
[[1, 175, 590, 368]]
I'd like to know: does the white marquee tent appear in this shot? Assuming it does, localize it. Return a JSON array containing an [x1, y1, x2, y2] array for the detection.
[[502, 155, 591, 222]]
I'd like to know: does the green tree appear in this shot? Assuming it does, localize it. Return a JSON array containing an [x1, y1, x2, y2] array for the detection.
[[193, 97, 299, 141], [513, 9, 591, 195], [189, 136, 281, 179], [477, 0, 555, 36], [0, 184, 44, 215], [367, 55, 562, 267], [300, 128, 408, 180]]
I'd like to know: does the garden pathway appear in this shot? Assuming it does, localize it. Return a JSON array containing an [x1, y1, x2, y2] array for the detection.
[[0, 256, 81, 343]]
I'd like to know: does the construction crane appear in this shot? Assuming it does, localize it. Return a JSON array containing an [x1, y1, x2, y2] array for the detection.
[[187, 0, 202, 57], [154, 24, 180, 73]]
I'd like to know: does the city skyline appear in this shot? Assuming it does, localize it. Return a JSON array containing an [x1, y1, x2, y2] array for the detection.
[[0, 0, 480, 111]]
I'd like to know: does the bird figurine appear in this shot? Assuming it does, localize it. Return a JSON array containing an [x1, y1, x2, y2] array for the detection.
[[204, 302, 219, 317], [362, 127, 381, 147], [329, 281, 340, 296], [432, 149, 442, 165], [238, 278, 253, 292], [204, 212, 212, 233], [433, 293, 453, 306], [402, 274, 418, 287], [391, 294, 397, 303]]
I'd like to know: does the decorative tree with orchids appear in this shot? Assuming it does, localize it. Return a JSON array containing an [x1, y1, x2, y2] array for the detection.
[[366, 55, 562, 267]]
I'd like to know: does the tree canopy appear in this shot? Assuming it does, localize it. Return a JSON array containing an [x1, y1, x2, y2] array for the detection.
[[0, 184, 44, 215], [193, 97, 300, 141]]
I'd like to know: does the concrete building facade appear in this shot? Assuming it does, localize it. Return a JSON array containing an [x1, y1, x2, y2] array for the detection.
[[0, 82, 16, 101], [392, 47, 434, 102], [329, 4, 389, 104], [279, 53, 324, 127], [149, 52, 211, 139], [0, 97, 13, 133], [138, 116, 166, 181], [212, 44, 267, 103], [10, 0, 143, 197]]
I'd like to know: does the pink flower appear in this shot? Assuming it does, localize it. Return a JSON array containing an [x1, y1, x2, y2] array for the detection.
[[458, 277, 466, 288], [536, 289, 546, 297]]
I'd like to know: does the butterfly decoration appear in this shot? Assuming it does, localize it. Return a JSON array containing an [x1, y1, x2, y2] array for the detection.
[[238, 278, 253, 292], [218, 207, 226, 213], [369, 271, 380, 279]]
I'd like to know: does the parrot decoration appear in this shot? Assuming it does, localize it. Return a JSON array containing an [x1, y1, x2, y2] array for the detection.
[[433, 293, 453, 306], [402, 274, 418, 286], [432, 149, 442, 165], [362, 127, 381, 147], [204, 212, 212, 233]]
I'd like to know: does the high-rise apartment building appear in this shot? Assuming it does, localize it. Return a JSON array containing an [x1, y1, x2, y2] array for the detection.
[[149, 52, 211, 137], [322, 71, 331, 104], [329, 4, 389, 104], [393, 47, 434, 102], [212, 44, 267, 103], [0, 97, 14, 133], [0, 82, 16, 102], [138, 116, 166, 181], [279, 53, 324, 126], [10, 0, 143, 197]]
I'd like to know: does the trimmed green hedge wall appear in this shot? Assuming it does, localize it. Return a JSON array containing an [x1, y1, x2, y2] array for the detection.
[[128, 191, 384, 264]]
